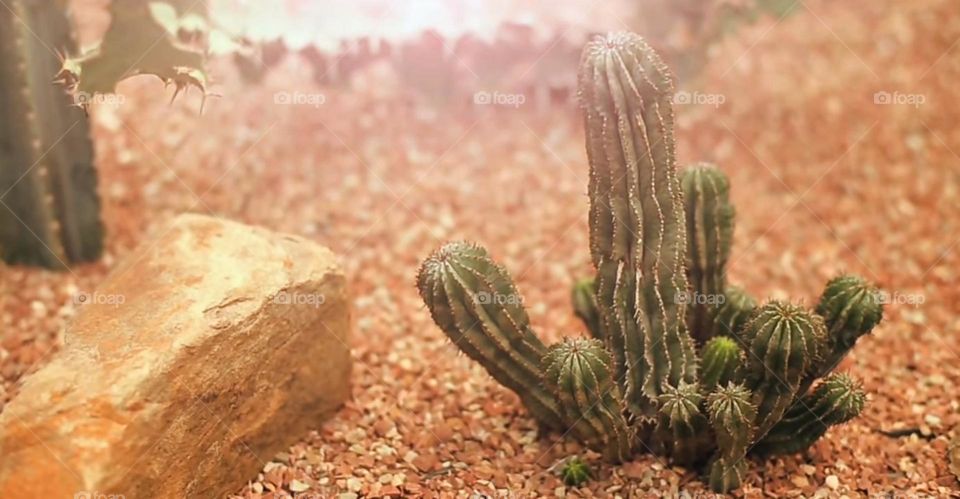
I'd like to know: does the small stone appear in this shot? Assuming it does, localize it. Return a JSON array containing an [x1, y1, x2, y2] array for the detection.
[[289, 480, 310, 492], [925, 414, 942, 427], [791, 475, 810, 488], [346, 477, 363, 492], [825, 475, 840, 490]]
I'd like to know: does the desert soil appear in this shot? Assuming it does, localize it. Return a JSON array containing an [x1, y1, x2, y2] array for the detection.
[[2, 0, 959, 497]]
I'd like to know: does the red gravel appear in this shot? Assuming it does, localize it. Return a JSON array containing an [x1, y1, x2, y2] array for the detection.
[[2, 0, 959, 497]]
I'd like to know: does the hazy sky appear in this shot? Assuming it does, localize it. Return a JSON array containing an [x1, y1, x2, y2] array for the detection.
[[214, 0, 635, 48]]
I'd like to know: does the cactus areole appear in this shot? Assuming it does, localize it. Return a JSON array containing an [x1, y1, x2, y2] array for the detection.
[[416, 32, 883, 493]]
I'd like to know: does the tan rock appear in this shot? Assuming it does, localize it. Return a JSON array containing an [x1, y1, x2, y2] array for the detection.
[[0, 214, 351, 498]]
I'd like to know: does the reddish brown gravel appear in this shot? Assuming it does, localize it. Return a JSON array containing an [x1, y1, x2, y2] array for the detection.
[[3, 0, 960, 497]]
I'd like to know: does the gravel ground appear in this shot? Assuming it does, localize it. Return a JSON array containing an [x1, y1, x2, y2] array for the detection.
[[3, 0, 960, 497]]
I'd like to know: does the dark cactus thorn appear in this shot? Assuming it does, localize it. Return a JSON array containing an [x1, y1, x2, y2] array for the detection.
[[682, 164, 735, 344], [579, 31, 695, 418], [753, 373, 866, 456], [416, 241, 565, 430], [542, 339, 633, 462]]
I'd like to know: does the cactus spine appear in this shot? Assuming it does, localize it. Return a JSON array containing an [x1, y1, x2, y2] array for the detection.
[[0, 0, 102, 268], [700, 336, 741, 392], [579, 32, 695, 417], [753, 373, 865, 456], [417, 31, 882, 493], [681, 164, 735, 344], [741, 301, 826, 436], [706, 383, 756, 493], [416, 242, 565, 430], [542, 339, 633, 462], [571, 277, 603, 341]]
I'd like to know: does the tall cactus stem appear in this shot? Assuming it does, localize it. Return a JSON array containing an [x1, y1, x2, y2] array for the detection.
[[579, 32, 696, 418], [656, 382, 712, 466], [417, 241, 565, 430], [706, 382, 756, 493], [681, 164, 734, 344]]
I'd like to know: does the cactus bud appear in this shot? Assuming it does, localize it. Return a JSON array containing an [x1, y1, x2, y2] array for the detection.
[[542, 339, 633, 462], [417, 241, 564, 430], [560, 457, 593, 486], [571, 278, 603, 341], [701, 337, 742, 393]]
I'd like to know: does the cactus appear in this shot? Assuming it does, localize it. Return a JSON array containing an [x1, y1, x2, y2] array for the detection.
[[740, 301, 826, 436], [416, 241, 565, 430], [571, 277, 603, 341], [0, 0, 102, 268], [416, 31, 882, 493], [560, 457, 593, 486], [753, 373, 865, 456], [706, 383, 756, 493], [682, 164, 735, 344], [700, 337, 741, 392], [579, 31, 695, 418], [813, 275, 884, 378], [712, 285, 757, 338], [656, 382, 712, 466], [542, 339, 633, 462]]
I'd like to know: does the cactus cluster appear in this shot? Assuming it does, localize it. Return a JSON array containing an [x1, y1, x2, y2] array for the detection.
[[416, 32, 883, 493], [0, 0, 102, 268]]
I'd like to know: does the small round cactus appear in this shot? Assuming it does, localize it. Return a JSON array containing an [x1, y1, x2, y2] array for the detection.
[[657, 382, 711, 466], [701, 336, 742, 392], [706, 383, 756, 492], [814, 275, 884, 377], [560, 457, 593, 486]]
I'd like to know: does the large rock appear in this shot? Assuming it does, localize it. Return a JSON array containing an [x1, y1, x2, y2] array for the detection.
[[0, 214, 351, 498]]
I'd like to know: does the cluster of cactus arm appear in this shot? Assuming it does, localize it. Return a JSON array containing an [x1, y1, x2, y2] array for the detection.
[[416, 32, 883, 493]]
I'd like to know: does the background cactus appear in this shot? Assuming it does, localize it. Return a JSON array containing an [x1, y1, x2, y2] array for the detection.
[[416, 31, 882, 494], [681, 163, 735, 344], [0, 0, 102, 268]]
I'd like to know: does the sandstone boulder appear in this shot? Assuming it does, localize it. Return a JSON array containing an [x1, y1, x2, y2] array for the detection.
[[0, 214, 351, 498]]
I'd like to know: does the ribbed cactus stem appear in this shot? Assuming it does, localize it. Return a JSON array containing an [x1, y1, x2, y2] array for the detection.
[[708, 457, 747, 493], [0, 0, 102, 268], [542, 339, 633, 462], [571, 277, 603, 341], [753, 373, 866, 456], [741, 301, 826, 437], [656, 382, 712, 466], [682, 164, 735, 344], [417, 241, 565, 430], [580, 32, 695, 418], [700, 337, 741, 392], [706, 383, 756, 493], [712, 286, 757, 338], [813, 275, 883, 378]]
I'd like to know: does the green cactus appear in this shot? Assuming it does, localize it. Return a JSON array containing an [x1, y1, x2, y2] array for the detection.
[[682, 164, 735, 344], [712, 286, 758, 338], [753, 373, 866, 456], [700, 337, 741, 392], [706, 383, 756, 493], [560, 457, 593, 486], [542, 339, 633, 462], [656, 382, 712, 466], [415, 31, 881, 493], [740, 301, 826, 436], [580, 31, 695, 418], [813, 275, 884, 378], [571, 277, 603, 341], [0, 0, 102, 268], [416, 241, 565, 430]]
